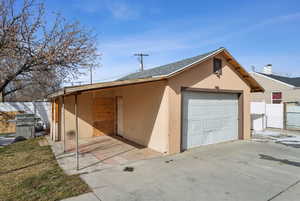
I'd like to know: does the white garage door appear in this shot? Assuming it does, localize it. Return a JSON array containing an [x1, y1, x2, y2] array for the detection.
[[182, 91, 239, 150]]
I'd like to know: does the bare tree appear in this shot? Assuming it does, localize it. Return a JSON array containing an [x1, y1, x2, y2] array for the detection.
[[0, 0, 100, 101], [4, 70, 62, 101]]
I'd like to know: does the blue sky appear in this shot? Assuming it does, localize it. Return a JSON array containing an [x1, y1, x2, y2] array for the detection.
[[44, 0, 300, 84]]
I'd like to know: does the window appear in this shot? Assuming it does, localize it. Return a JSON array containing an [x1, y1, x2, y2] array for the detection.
[[213, 58, 222, 75], [272, 92, 282, 104]]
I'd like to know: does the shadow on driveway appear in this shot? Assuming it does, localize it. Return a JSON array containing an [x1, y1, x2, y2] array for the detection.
[[276, 142, 300, 148], [259, 154, 300, 167]]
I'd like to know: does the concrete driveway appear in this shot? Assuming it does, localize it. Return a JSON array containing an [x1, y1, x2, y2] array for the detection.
[[50, 135, 162, 175], [65, 139, 300, 201], [0, 133, 15, 146]]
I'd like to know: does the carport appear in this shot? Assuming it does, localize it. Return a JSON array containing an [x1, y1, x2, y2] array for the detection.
[[49, 77, 168, 170]]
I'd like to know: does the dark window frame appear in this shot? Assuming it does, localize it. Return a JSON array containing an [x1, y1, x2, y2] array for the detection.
[[213, 58, 222, 75], [272, 91, 282, 104]]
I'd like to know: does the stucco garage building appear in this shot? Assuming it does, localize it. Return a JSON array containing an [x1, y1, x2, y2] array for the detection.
[[49, 47, 263, 154]]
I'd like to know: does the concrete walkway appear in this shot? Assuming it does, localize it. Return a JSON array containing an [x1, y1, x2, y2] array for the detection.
[[0, 136, 15, 146], [253, 129, 300, 148], [49, 135, 162, 175], [60, 138, 300, 201], [62, 192, 101, 201]]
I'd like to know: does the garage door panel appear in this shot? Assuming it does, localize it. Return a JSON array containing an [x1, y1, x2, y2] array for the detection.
[[182, 91, 239, 150]]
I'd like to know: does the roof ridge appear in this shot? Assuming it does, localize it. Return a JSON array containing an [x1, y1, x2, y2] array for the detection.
[[153, 47, 224, 68], [118, 47, 224, 81], [256, 72, 300, 87], [258, 72, 300, 79]]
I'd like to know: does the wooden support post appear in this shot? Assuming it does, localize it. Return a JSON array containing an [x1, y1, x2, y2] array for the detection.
[[75, 94, 79, 170]]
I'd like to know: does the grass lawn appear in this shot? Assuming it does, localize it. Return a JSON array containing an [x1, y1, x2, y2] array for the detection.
[[0, 138, 90, 201]]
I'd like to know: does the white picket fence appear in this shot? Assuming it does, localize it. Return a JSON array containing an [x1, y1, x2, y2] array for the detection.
[[251, 102, 283, 131], [0, 102, 52, 128]]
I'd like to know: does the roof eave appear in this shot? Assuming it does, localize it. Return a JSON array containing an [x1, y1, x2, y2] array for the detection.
[[47, 77, 166, 99], [222, 50, 265, 93], [48, 89, 65, 99], [252, 72, 295, 88], [164, 48, 264, 93], [164, 48, 225, 79]]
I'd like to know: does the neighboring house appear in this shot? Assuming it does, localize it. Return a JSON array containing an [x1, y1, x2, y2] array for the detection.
[[250, 71, 300, 104], [250, 70, 300, 131], [48, 47, 263, 154]]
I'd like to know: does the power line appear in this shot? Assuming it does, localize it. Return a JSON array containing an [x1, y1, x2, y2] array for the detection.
[[62, 71, 131, 87]]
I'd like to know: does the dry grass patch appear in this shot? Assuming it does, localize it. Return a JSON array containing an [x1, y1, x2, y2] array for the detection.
[[0, 138, 90, 201]]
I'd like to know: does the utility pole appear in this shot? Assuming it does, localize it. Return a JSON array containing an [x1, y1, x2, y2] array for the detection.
[[89, 66, 93, 84], [134, 53, 149, 71]]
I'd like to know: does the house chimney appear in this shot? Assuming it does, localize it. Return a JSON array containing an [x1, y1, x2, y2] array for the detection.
[[263, 64, 272, 74]]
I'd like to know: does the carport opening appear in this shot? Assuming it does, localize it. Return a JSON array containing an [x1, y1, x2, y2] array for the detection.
[[57, 93, 128, 152], [52, 90, 165, 170]]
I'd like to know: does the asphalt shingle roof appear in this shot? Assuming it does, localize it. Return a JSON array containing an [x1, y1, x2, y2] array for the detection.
[[118, 47, 224, 81], [258, 73, 300, 87]]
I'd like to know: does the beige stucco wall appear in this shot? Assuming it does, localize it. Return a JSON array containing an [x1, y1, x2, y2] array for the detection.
[[63, 93, 94, 139], [78, 93, 94, 138], [57, 93, 94, 150], [113, 81, 169, 153], [167, 54, 251, 154], [64, 95, 76, 142], [250, 72, 300, 103]]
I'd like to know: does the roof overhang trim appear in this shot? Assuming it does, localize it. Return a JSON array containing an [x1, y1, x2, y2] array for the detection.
[[252, 72, 295, 88], [164, 48, 264, 93], [48, 77, 165, 99], [48, 48, 264, 99]]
